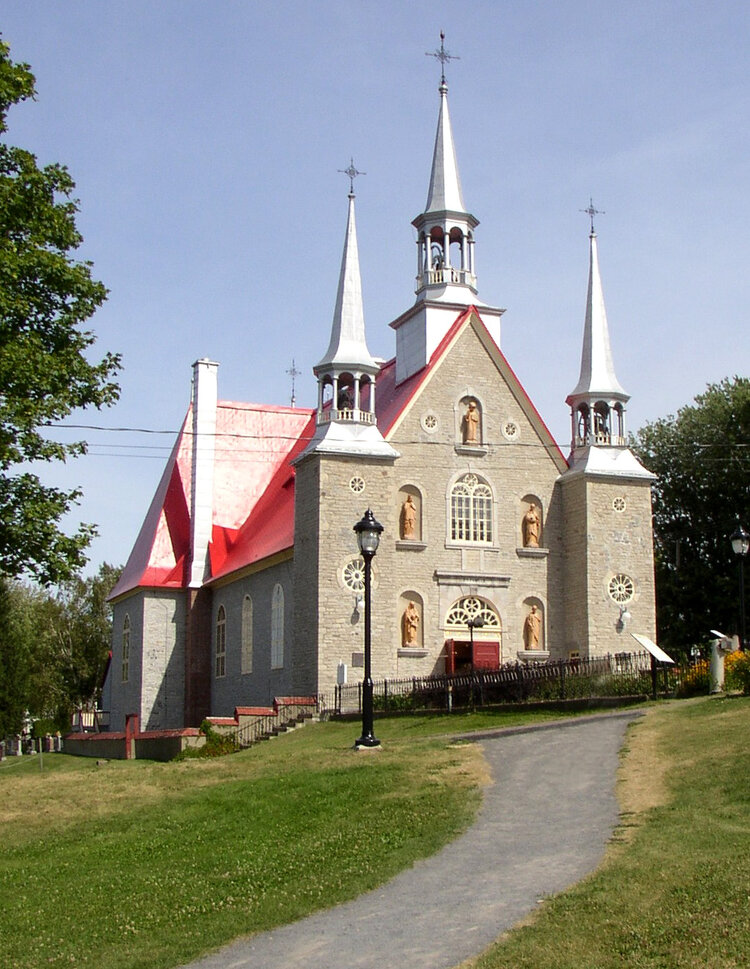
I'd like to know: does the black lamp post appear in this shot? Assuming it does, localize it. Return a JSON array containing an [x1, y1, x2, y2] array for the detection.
[[467, 616, 485, 708], [353, 509, 383, 748], [730, 522, 749, 650]]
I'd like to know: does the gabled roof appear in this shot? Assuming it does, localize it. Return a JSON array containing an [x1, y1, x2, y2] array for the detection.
[[377, 305, 568, 471], [112, 307, 566, 597], [109, 402, 314, 600]]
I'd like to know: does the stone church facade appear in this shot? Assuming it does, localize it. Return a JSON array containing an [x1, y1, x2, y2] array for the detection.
[[106, 67, 656, 732]]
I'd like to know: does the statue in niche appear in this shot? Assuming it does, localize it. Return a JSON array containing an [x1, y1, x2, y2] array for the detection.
[[522, 502, 541, 548], [400, 494, 418, 540], [402, 601, 420, 647], [523, 605, 542, 650], [463, 400, 480, 444]]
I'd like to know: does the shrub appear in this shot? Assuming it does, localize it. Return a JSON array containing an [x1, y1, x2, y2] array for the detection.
[[176, 720, 237, 759], [725, 650, 750, 694], [676, 659, 710, 697]]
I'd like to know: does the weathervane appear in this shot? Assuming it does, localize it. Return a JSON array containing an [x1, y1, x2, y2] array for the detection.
[[425, 30, 459, 85], [338, 157, 366, 195], [581, 197, 604, 234], [286, 358, 301, 408]]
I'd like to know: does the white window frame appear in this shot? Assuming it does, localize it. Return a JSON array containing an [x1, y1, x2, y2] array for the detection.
[[241, 595, 253, 674], [271, 584, 284, 669], [215, 605, 226, 678], [448, 473, 494, 545], [121, 614, 130, 683]]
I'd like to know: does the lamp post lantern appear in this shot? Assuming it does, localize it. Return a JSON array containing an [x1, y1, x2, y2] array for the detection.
[[353, 509, 383, 748], [730, 522, 749, 650]]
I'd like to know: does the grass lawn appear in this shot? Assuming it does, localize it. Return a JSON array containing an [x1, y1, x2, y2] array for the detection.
[[4, 700, 746, 969], [1, 711, 512, 969], [463, 695, 750, 969]]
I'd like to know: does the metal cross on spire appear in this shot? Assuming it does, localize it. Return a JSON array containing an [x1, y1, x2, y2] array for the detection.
[[581, 197, 605, 234], [425, 30, 460, 85], [338, 158, 366, 195], [286, 358, 301, 408]]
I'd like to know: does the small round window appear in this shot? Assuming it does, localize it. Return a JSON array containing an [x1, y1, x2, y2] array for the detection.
[[608, 574, 634, 603], [421, 412, 439, 434], [612, 497, 627, 513], [349, 476, 365, 494], [502, 420, 520, 442], [343, 558, 366, 593]]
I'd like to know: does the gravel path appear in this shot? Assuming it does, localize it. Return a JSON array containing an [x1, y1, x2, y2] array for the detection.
[[181, 711, 640, 969]]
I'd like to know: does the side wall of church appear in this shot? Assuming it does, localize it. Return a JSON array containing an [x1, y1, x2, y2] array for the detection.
[[141, 592, 186, 730], [292, 458, 321, 696], [110, 593, 144, 732], [110, 590, 186, 732], [211, 558, 296, 714]]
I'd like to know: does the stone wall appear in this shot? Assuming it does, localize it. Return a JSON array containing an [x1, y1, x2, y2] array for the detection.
[[211, 557, 295, 714]]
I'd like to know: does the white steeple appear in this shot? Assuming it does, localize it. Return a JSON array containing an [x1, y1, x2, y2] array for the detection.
[[303, 180, 397, 461], [390, 35, 503, 385], [412, 37, 478, 303], [566, 219, 632, 454], [315, 186, 377, 375]]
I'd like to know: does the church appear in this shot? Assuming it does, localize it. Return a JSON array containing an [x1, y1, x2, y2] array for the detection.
[[106, 57, 656, 733]]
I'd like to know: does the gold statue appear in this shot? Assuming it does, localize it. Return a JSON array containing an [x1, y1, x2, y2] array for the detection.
[[522, 502, 541, 548], [463, 400, 480, 444], [523, 605, 542, 650], [402, 601, 420, 647], [400, 494, 418, 540]]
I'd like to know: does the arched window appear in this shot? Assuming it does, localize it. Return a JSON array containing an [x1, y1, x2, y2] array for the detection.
[[121, 614, 130, 683], [271, 585, 284, 669], [241, 596, 253, 674], [450, 473, 493, 543], [215, 605, 226, 678], [445, 596, 501, 630]]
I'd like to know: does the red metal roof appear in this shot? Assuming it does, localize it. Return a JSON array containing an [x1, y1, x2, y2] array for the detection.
[[111, 306, 565, 597]]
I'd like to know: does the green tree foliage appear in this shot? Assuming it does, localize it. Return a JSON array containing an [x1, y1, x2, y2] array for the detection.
[[631, 377, 750, 654], [0, 564, 121, 735], [0, 578, 32, 736], [0, 38, 120, 583]]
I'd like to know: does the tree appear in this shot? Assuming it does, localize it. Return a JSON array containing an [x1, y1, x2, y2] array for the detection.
[[0, 38, 120, 584], [54, 563, 121, 712], [0, 563, 121, 735], [631, 377, 750, 655]]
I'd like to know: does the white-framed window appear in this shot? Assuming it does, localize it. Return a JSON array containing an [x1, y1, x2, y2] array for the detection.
[[271, 584, 284, 669], [215, 605, 226, 678], [450, 473, 493, 544], [121, 614, 130, 683], [241, 595, 253, 674]]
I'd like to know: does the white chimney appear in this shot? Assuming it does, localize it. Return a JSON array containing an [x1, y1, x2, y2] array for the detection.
[[189, 358, 219, 588]]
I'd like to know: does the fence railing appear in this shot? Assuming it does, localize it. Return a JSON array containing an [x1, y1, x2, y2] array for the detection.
[[319, 651, 678, 716], [229, 700, 317, 749]]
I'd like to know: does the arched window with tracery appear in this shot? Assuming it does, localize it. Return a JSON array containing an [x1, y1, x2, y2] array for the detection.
[[445, 596, 501, 630], [241, 595, 253, 674], [450, 473, 493, 543], [215, 605, 226, 678], [271, 584, 284, 669]]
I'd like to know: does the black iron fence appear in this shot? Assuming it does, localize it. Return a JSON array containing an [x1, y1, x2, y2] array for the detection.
[[319, 651, 678, 717]]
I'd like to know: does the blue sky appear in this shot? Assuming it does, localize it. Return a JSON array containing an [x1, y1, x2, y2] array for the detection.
[[3, 1, 749, 574]]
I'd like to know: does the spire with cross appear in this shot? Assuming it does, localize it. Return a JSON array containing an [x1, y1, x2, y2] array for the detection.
[[286, 358, 300, 408], [581, 197, 605, 235], [338, 158, 365, 196], [425, 30, 459, 86]]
